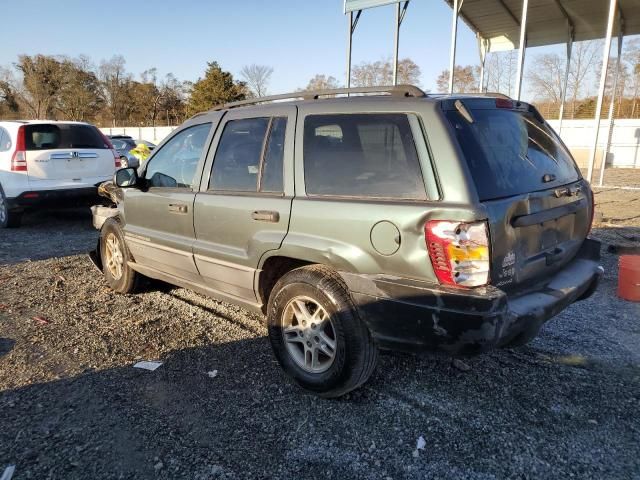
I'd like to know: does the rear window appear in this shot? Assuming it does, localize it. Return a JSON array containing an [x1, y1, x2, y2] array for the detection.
[[445, 107, 580, 201], [25, 124, 107, 150], [304, 114, 426, 199]]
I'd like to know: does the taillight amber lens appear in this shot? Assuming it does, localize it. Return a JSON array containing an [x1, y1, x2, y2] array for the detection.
[[425, 220, 490, 287]]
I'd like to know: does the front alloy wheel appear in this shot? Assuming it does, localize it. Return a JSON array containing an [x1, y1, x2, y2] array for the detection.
[[99, 218, 140, 293], [104, 232, 124, 280]]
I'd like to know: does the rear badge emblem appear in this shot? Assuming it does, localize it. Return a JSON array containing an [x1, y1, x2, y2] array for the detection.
[[502, 251, 516, 268]]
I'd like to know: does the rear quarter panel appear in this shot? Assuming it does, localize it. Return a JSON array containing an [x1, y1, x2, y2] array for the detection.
[[269, 98, 485, 281]]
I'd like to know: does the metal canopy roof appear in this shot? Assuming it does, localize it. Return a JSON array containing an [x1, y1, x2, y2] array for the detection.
[[445, 0, 640, 51]]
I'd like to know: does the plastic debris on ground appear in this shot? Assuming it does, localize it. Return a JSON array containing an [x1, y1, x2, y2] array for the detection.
[[1, 465, 16, 480], [417, 436, 426, 450], [133, 361, 163, 371], [452, 358, 471, 371], [32, 316, 49, 325], [207, 370, 218, 378]]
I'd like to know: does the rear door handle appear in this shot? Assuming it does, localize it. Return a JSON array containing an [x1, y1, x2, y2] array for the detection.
[[251, 210, 279, 223], [168, 203, 188, 214]]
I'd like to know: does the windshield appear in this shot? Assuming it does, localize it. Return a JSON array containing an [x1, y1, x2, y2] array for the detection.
[[445, 108, 580, 201]]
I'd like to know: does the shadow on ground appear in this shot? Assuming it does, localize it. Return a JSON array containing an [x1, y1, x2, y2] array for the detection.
[[0, 207, 97, 265], [1, 331, 638, 480]]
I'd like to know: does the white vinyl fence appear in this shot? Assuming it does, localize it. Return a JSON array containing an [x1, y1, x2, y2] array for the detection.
[[99, 126, 177, 145], [547, 119, 640, 170]]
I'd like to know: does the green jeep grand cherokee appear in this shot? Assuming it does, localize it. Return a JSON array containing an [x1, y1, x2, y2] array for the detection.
[[91, 85, 603, 398]]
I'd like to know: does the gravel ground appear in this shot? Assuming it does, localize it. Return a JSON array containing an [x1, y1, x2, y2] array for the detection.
[[0, 208, 639, 480]]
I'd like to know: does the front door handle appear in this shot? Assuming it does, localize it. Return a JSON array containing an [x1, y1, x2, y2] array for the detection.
[[251, 210, 279, 223], [168, 203, 188, 214]]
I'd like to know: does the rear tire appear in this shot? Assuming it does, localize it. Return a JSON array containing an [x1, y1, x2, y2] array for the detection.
[[0, 187, 22, 229], [267, 265, 378, 398], [100, 218, 140, 294]]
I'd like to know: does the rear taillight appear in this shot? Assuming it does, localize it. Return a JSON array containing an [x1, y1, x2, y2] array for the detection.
[[588, 192, 595, 235], [99, 131, 121, 168], [11, 125, 27, 171], [425, 220, 491, 288]]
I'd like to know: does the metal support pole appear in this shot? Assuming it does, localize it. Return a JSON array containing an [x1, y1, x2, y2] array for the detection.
[[345, 10, 362, 90], [393, 2, 400, 85], [448, 0, 462, 93], [558, 23, 574, 136], [392, 1, 409, 86], [477, 35, 487, 93], [587, 0, 617, 184], [346, 11, 353, 89], [514, 0, 529, 100], [599, 18, 624, 187]]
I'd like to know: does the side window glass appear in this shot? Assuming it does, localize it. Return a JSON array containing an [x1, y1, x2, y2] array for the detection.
[[210, 118, 269, 192], [0, 128, 10, 152], [144, 123, 211, 189], [260, 117, 287, 193], [303, 114, 427, 200]]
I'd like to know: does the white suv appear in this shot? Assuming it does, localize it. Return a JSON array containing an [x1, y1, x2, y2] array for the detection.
[[0, 120, 120, 228]]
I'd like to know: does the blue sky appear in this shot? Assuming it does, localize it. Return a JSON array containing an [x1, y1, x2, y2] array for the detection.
[[0, 0, 485, 93]]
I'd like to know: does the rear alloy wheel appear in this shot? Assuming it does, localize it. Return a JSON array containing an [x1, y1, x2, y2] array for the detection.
[[120, 156, 129, 168], [267, 265, 378, 398], [0, 188, 22, 228], [100, 218, 139, 293], [282, 296, 337, 374]]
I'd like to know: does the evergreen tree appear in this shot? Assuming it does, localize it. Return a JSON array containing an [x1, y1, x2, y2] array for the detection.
[[187, 61, 246, 114]]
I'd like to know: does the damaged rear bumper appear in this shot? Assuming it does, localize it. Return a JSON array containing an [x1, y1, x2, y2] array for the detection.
[[340, 239, 603, 355]]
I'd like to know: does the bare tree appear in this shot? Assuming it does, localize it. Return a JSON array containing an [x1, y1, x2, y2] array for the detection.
[[56, 56, 103, 121], [351, 58, 421, 87], [528, 53, 565, 104], [302, 74, 341, 91], [567, 40, 602, 118], [623, 39, 640, 117], [240, 64, 273, 97], [14, 54, 67, 118], [436, 65, 479, 93], [99, 55, 131, 126], [485, 50, 517, 95]]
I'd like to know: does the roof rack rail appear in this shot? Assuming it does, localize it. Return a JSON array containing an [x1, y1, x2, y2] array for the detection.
[[428, 91, 512, 100], [209, 84, 426, 112]]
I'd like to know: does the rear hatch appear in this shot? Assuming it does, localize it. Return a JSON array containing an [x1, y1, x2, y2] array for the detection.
[[443, 98, 593, 290], [24, 123, 114, 181]]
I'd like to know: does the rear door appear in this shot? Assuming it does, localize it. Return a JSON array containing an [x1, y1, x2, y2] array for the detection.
[[193, 105, 295, 302], [24, 123, 115, 182], [444, 99, 592, 290]]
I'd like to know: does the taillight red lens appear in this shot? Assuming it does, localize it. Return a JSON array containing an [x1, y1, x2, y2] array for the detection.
[[11, 125, 27, 172], [98, 131, 121, 168], [425, 220, 491, 288], [588, 191, 595, 235]]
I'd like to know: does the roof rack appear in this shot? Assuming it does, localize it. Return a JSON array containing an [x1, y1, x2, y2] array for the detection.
[[428, 91, 513, 100], [209, 85, 426, 112]]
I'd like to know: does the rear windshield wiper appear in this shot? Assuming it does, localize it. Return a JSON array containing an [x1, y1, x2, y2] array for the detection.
[[454, 99, 474, 123]]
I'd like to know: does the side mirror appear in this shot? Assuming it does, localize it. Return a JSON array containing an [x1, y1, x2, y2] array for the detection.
[[114, 167, 139, 188]]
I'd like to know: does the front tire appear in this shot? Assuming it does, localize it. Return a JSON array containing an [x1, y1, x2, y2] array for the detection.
[[0, 187, 22, 228], [100, 218, 139, 293], [267, 265, 378, 398]]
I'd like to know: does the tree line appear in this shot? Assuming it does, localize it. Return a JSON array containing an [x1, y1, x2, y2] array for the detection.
[[3, 43, 638, 126], [439, 39, 640, 119]]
